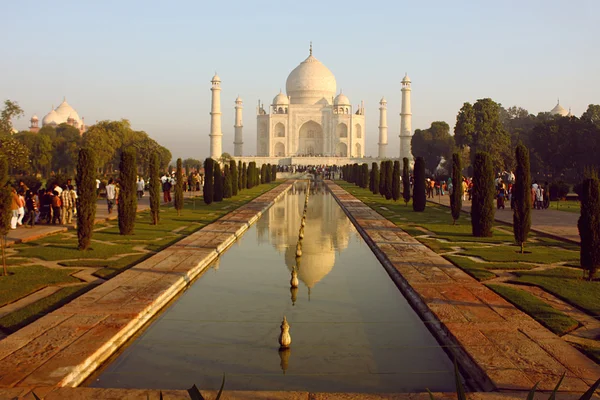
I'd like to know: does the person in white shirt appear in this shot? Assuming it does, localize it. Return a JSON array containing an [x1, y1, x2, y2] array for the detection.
[[136, 177, 145, 199], [105, 179, 116, 214]]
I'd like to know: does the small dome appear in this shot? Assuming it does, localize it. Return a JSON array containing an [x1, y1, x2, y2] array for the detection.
[[235, 95, 243, 103], [402, 73, 411, 83], [550, 101, 568, 116], [379, 96, 387, 104], [273, 91, 289, 105], [42, 109, 60, 126], [31, 115, 39, 121], [211, 73, 221, 82], [334, 92, 350, 105]]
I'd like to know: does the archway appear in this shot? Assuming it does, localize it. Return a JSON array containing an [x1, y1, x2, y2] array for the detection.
[[336, 142, 348, 157], [336, 123, 348, 138], [355, 143, 362, 157], [274, 142, 285, 157], [355, 124, 362, 139], [275, 122, 285, 138], [298, 121, 323, 156]]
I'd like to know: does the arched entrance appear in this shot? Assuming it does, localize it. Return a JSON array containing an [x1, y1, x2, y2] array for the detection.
[[336, 123, 348, 138], [336, 142, 348, 157], [355, 143, 362, 157], [298, 121, 323, 156], [274, 142, 285, 157]]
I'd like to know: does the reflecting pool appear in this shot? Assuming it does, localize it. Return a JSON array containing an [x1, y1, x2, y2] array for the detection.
[[88, 182, 455, 392]]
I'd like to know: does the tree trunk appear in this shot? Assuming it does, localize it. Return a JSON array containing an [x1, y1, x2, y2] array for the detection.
[[521, 242, 524, 254]]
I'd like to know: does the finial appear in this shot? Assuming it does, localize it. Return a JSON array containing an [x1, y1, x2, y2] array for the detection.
[[309, 41, 312, 56], [63, 96, 66, 101], [557, 97, 560, 105]]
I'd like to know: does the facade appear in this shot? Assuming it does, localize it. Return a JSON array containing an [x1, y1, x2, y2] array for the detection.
[[30, 98, 86, 135]]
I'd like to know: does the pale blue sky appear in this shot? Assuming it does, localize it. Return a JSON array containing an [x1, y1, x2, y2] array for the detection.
[[2, 0, 599, 159]]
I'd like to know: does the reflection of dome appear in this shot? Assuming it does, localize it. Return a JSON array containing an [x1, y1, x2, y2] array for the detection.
[[273, 91, 289, 105], [286, 48, 337, 105], [550, 101, 568, 116], [42, 109, 60, 126], [334, 92, 350, 105], [285, 246, 334, 288]]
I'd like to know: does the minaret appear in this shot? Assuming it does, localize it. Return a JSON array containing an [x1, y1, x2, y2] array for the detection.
[[399, 73, 412, 161], [378, 97, 388, 158], [234, 96, 243, 156], [209, 73, 222, 159]]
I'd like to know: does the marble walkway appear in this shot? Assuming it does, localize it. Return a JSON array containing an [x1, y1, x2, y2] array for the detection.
[[325, 181, 600, 392]]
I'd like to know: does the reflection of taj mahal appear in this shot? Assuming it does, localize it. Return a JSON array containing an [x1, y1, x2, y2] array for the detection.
[[208, 44, 413, 164]]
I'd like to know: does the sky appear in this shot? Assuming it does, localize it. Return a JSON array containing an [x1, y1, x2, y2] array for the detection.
[[2, 0, 599, 160]]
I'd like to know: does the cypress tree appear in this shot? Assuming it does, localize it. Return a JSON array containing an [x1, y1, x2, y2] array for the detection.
[[0, 158, 11, 275], [241, 162, 247, 190], [214, 162, 224, 201], [118, 148, 137, 235], [237, 161, 243, 191], [260, 164, 267, 184], [513, 145, 531, 252], [369, 163, 375, 192], [230, 160, 238, 196], [223, 164, 232, 199], [379, 161, 386, 196], [149, 152, 161, 224], [174, 158, 184, 216], [578, 176, 600, 280], [392, 160, 401, 201], [203, 158, 214, 205], [402, 157, 411, 206], [413, 157, 426, 211], [385, 160, 393, 200], [471, 152, 495, 237], [450, 153, 463, 225], [371, 162, 380, 195], [75, 149, 97, 250], [360, 163, 369, 189], [272, 164, 277, 181]]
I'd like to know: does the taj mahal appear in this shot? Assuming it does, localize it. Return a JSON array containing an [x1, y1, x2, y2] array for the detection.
[[207, 44, 413, 166]]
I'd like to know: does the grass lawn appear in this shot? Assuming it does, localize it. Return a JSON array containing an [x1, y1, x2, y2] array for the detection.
[[508, 268, 600, 317], [487, 284, 579, 336], [444, 255, 497, 281], [59, 254, 149, 279], [552, 200, 581, 214], [0, 266, 81, 307], [458, 245, 579, 264]]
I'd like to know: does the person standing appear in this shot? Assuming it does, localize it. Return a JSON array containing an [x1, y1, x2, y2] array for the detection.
[[51, 190, 62, 224], [136, 177, 145, 199], [10, 187, 19, 229], [105, 178, 116, 214], [24, 190, 36, 228], [162, 178, 172, 203], [16, 190, 25, 226], [60, 185, 74, 224]]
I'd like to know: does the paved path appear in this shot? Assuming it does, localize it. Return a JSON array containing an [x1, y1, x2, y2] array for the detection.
[[327, 181, 599, 392], [428, 195, 580, 243]]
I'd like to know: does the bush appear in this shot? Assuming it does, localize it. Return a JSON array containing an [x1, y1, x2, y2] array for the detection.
[[174, 158, 184, 216], [272, 164, 277, 181], [450, 153, 463, 224], [371, 162, 379, 195], [241, 162, 247, 190], [18, 175, 42, 193], [149, 152, 161, 224], [214, 162, 223, 202], [402, 157, 410, 205], [513, 144, 531, 252], [578, 177, 600, 280], [46, 173, 70, 190], [230, 160, 238, 196], [76, 149, 97, 250], [549, 181, 570, 200], [260, 164, 267, 184], [392, 161, 400, 201], [379, 161, 386, 196], [237, 161, 243, 192], [413, 157, 426, 211], [471, 152, 495, 237], [118, 149, 137, 235], [203, 158, 214, 205], [0, 158, 12, 275], [360, 163, 369, 189], [384, 161, 393, 200], [223, 165, 232, 199]]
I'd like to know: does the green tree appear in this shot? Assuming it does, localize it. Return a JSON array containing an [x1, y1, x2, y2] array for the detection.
[[237, 161, 243, 191], [578, 176, 600, 280], [260, 164, 267, 184], [53, 123, 82, 174], [272, 164, 277, 181], [581, 104, 600, 126], [379, 162, 386, 196], [174, 158, 184, 216], [402, 157, 410, 206], [411, 121, 455, 174], [15, 131, 52, 175], [371, 162, 379, 195], [203, 158, 214, 205], [149, 152, 161, 224], [0, 100, 24, 136], [75, 149, 97, 250], [223, 164, 232, 199], [413, 157, 426, 211], [265, 163, 272, 183], [230, 160, 238, 196], [0, 158, 12, 275], [214, 162, 223, 202], [0, 136, 30, 174], [450, 153, 463, 225], [454, 102, 475, 149], [118, 149, 137, 235], [241, 162, 247, 190], [513, 144, 531, 252], [360, 163, 369, 189], [471, 152, 495, 237], [384, 161, 393, 200], [392, 161, 401, 201]]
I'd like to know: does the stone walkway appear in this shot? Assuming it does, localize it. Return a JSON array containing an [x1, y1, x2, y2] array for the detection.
[[326, 181, 600, 392], [0, 183, 292, 390], [428, 196, 580, 243]]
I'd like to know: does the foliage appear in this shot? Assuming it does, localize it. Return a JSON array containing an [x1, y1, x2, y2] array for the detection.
[[260, 164, 267, 184], [549, 181, 570, 200], [513, 144, 531, 252], [402, 157, 410, 206], [578, 177, 600, 280], [117, 149, 137, 235], [384, 161, 393, 200], [241, 162, 247, 190], [392, 160, 400, 201], [14, 131, 52, 176], [450, 153, 462, 224], [230, 160, 238, 196], [378, 162, 385, 195], [582, 104, 600, 126], [76, 149, 97, 250], [203, 158, 214, 205], [371, 162, 379, 195], [0, 136, 30, 174], [411, 121, 455, 174], [413, 157, 426, 211], [0, 158, 11, 275], [223, 165, 232, 199], [272, 164, 277, 181], [174, 158, 184, 216], [471, 152, 495, 237], [265, 163, 272, 183], [214, 162, 223, 202], [237, 161, 243, 191], [149, 152, 161, 224], [52, 123, 81, 174], [0, 100, 24, 136], [360, 163, 369, 189]]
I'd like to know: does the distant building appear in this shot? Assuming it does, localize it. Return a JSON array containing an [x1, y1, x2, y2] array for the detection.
[[30, 98, 86, 135], [549, 100, 573, 117]]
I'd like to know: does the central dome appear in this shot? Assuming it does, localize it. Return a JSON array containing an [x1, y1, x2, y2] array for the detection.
[[285, 50, 336, 105]]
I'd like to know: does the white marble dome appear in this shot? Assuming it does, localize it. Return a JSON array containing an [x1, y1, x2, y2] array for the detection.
[[55, 100, 82, 126], [273, 91, 289, 105], [42, 109, 60, 126], [334, 93, 350, 105], [550, 101, 568, 116], [286, 51, 336, 105]]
